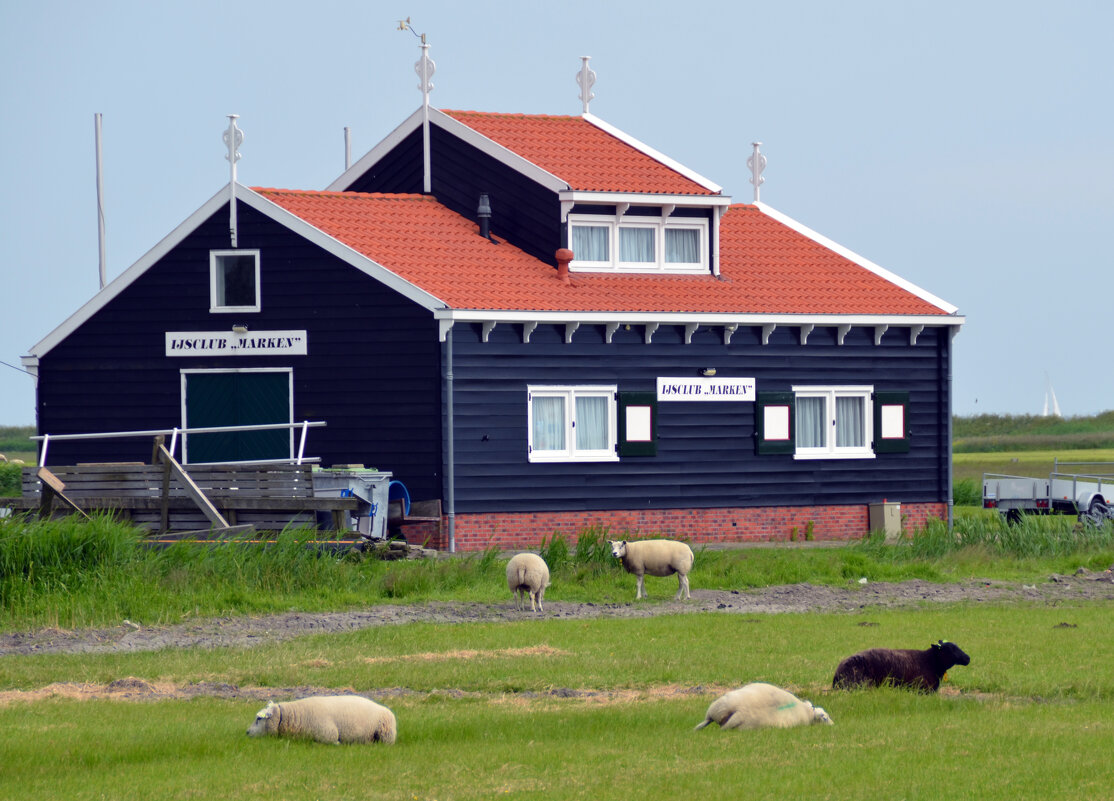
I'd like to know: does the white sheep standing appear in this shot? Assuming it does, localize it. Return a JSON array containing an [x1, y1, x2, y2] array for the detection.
[[608, 539, 694, 600], [506, 552, 551, 612], [694, 682, 834, 731], [246, 695, 397, 745]]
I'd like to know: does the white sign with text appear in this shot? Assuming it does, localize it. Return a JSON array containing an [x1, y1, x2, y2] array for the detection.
[[165, 330, 308, 357], [656, 376, 756, 402]]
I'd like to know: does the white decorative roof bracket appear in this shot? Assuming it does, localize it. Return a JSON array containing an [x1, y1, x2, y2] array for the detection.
[[874, 324, 889, 346], [605, 322, 620, 343], [684, 323, 698, 344], [565, 322, 580, 344], [481, 320, 496, 343], [723, 324, 737, 345], [837, 324, 851, 345], [910, 324, 924, 345], [615, 202, 630, 222], [799, 324, 814, 346], [522, 321, 537, 343], [644, 322, 659, 344], [661, 204, 675, 221], [577, 56, 596, 115], [560, 199, 575, 223], [223, 115, 243, 247], [438, 319, 455, 342], [762, 323, 776, 345]]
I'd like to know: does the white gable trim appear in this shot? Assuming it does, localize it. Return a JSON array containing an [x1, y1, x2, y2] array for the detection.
[[330, 107, 569, 193], [582, 113, 722, 194], [26, 184, 449, 361], [754, 202, 960, 315], [327, 107, 425, 192]]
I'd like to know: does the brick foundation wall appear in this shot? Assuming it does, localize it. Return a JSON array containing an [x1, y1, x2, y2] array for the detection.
[[397, 502, 948, 552]]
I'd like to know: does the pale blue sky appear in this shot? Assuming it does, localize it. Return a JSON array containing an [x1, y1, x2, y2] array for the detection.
[[2, 0, 1111, 425]]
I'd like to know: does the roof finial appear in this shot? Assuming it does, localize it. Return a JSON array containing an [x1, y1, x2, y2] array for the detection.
[[400, 18, 435, 194], [577, 56, 596, 114], [223, 114, 244, 246], [748, 141, 766, 203]]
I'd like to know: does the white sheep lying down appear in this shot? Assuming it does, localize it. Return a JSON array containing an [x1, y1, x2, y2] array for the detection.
[[609, 539, 694, 600], [247, 695, 397, 744], [506, 552, 551, 612], [694, 683, 833, 731]]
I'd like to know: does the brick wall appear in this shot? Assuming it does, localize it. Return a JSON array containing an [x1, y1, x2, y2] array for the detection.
[[396, 502, 948, 551]]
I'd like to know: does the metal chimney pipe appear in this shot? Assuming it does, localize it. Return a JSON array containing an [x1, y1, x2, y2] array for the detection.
[[477, 193, 492, 240]]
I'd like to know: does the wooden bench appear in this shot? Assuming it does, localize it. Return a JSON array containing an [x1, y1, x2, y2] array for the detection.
[[9, 455, 361, 536]]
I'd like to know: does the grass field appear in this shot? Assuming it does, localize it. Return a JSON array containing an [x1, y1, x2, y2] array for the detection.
[[1, 604, 1111, 801]]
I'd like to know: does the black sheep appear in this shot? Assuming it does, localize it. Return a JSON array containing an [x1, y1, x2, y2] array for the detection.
[[832, 640, 971, 692]]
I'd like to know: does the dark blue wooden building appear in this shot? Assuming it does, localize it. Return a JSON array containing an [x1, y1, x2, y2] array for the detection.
[[23, 103, 964, 550]]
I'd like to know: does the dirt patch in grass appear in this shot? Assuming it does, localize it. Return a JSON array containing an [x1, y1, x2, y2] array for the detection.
[[2, 573, 1111, 662], [362, 644, 569, 664]]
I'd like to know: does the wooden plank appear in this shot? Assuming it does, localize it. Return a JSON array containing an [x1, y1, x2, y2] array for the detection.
[[157, 445, 229, 529], [36, 467, 90, 520]]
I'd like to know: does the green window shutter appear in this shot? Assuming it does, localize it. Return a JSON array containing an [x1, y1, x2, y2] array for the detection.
[[617, 391, 657, 457], [756, 391, 795, 455], [873, 390, 910, 453]]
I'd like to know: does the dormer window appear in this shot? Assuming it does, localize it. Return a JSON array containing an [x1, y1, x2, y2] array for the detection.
[[210, 250, 260, 313], [568, 213, 707, 273]]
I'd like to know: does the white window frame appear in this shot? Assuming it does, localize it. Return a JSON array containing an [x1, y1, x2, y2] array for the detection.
[[567, 214, 707, 273], [527, 385, 619, 463], [210, 249, 261, 313], [791, 385, 875, 460]]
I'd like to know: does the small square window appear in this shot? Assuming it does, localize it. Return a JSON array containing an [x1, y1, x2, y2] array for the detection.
[[210, 250, 260, 312], [793, 385, 874, 459]]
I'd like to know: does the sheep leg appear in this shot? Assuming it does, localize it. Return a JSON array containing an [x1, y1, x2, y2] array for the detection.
[[676, 573, 690, 600], [635, 574, 646, 599], [529, 591, 539, 613]]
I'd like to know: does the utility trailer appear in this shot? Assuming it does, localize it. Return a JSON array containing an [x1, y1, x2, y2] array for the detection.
[[983, 460, 1114, 525]]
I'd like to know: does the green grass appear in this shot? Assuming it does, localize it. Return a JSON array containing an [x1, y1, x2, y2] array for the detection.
[[1, 605, 1112, 801], [3, 514, 1113, 634]]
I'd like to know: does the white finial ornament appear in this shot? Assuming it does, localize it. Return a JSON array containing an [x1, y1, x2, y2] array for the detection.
[[577, 56, 596, 114], [224, 114, 244, 246], [401, 18, 435, 193], [415, 40, 436, 107], [748, 141, 766, 203]]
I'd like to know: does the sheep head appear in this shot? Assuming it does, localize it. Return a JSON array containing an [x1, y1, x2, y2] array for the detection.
[[608, 540, 628, 559], [931, 640, 971, 668], [811, 705, 834, 726], [247, 700, 278, 737]]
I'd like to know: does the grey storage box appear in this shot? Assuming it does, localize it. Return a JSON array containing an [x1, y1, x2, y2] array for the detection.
[[313, 468, 391, 539]]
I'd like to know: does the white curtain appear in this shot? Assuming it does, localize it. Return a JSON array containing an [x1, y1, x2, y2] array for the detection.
[[797, 396, 826, 448], [835, 396, 865, 447], [532, 396, 566, 451], [572, 225, 609, 261], [575, 395, 608, 450], [665, 228, 699, 263], [619, 227, 655, 263]]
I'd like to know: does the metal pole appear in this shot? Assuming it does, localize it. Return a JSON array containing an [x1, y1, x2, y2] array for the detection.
[[344, 127, 351, 171], [445, 325, 456, 553], [95, 113, 106, 289]]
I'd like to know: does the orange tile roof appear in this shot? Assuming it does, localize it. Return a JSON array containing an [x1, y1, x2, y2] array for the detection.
[[254, 189, 949, 317], [441, 110, 716, 196]]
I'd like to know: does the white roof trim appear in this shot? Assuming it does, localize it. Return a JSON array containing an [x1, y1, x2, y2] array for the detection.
[[436, 309, 964, 328], [26, 184, 450, 361], [431, 109, 569, 192], [582, 113, 722, 194], [241, 187, 447, 312], [560, 190, 732, 207], [327, 107, 425, 192], [753, 202, 960, 315]]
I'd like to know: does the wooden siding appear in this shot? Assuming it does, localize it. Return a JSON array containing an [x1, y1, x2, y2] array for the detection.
[[344, 128, 425, 194], [35, 203, 445, 502], [446, 321, 952, 514]]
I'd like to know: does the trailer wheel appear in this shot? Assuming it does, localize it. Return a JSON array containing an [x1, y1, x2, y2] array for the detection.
[[1005, 509, 1023, 526], [1079, 499, 1110, 527]]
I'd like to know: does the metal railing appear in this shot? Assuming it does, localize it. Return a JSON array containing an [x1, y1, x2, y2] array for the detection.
[[31, 421, 327, 467]]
